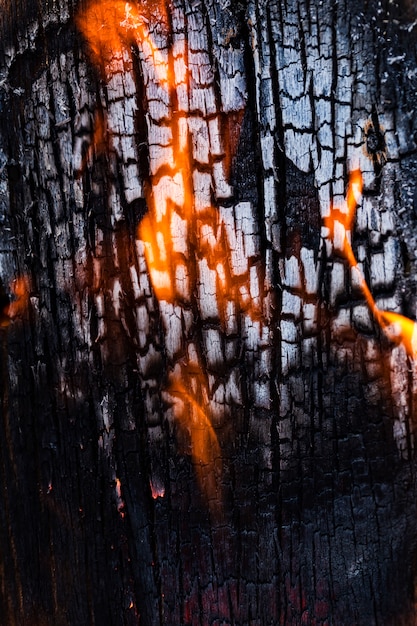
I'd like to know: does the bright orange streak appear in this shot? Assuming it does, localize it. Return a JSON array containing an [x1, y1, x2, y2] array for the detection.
[[76, 0, 168, 82], [76, 0, 168, 86], [324, 170, 363, 258], [1, 276, 29, 327], [137, 154, 194, 304], [77, 0, 222, 506], [168, 374, 221, 508], [115, 477, 125, 517], [176, 385, 220, 467], [140, 215, 175, 302], [76, 0, 153, 65], [76, 0, 258, 512], [326, 170, 417, 358], [378, 311, 417, 356]]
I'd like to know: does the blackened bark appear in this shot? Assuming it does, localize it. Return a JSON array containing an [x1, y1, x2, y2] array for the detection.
[[1, 1, 417, 625]]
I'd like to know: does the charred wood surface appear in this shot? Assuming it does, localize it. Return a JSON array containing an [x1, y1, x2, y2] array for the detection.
[[1, 1, 417, 624]]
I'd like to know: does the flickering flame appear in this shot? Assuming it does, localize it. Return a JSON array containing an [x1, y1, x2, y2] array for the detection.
[[76, 0, 168, 81], [324, 169, 363, 271], [76, 0, 264, 514], [326, 170, 417, 357], [139, 214, 176, 303], [167, 372, 221, 506], [377, 310, 417, 355], [1, 276, 30, 327], [150, 481, 165, 500], [170, 381, 220, 468], [115, 477, 125, 518]]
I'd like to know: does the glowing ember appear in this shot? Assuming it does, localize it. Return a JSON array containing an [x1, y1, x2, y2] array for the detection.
[[1, 276, 30, 327], [149, 481, 165, 500], [326, 170, 417, 357], [115, 477, 125, 517]]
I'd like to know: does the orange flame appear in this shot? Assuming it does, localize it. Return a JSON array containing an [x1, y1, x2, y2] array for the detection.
[[324, 169, 363, 271], [140, 214, 175, 302], [377, 310, 417, 356], [1, 276, 30, 327], [115, 477, 125, 518], [76, 0, 262, 513], [76, 0, 223, 506], [166, 371, 222, 509], [76, 0, 168, 81], [326, 170, 417, 358]]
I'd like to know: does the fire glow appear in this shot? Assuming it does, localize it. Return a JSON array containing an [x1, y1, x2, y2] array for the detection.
[[76, 0, 261, 510], [75, 0, 168, 81], [1, 276, 29, 327], [325, 170, 417, 357]]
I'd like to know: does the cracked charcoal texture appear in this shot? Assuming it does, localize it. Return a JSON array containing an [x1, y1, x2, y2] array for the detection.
[[1, 0, 417, 624]]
